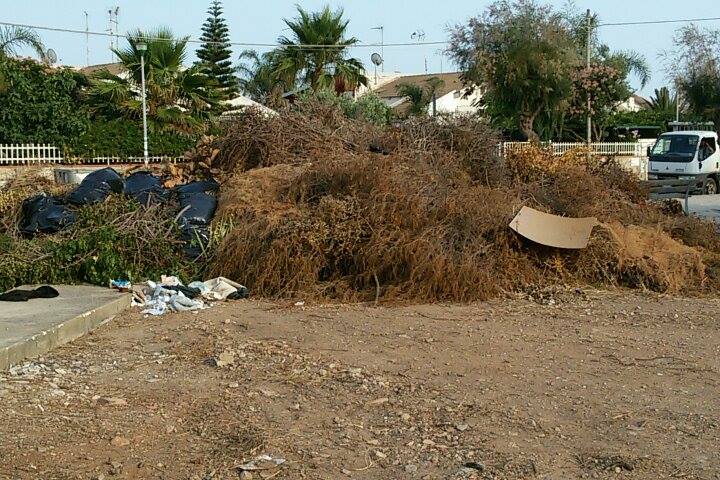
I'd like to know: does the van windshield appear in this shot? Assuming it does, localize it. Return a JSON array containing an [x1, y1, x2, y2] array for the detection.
[[651, 135, 698, 162]]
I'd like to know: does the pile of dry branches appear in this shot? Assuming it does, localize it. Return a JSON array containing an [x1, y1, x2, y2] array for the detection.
[[191, 102, 720, 302]]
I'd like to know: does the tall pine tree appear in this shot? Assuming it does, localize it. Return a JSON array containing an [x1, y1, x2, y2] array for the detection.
[[196, 0, 237, 99]]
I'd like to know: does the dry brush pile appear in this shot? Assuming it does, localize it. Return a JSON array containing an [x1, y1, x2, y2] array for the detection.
[[182, 104, 720, 302]]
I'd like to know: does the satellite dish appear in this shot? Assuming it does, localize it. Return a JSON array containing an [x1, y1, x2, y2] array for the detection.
[[45, 49, 58, 65], [371, 53, 383, 66]]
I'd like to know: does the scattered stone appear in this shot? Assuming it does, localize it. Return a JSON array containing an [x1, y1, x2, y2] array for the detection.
[[375, 450, 387, 459], [239, 471, 253, 479], [341, 468, 352, 476], [455, 423, 469, 432], [110, 436, 130, 447], [405, 464, 418, 474], [366, 439, 380, 446], [464, 461, 485, 471], [96, 397, 127, 407], [401, 413, 411, 421], [214, 351, 235, 367], [228, 382, 240, 389], [367, 397, 389, 406]]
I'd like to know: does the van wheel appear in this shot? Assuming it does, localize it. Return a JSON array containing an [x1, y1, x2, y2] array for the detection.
[[705, 178, 718, 195]]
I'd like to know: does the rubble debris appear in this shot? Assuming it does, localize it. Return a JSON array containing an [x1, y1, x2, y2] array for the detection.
[[132, 276, 248, 316]]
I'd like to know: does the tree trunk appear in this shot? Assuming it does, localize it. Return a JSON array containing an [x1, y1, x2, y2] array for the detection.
[[519, 114, 540, 143]]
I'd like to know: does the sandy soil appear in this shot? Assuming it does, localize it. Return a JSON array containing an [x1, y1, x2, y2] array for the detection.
[[1, 289, 719, 480]]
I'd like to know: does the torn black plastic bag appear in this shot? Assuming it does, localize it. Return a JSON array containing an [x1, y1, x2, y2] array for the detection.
[[67, 167, 124, 205], [175, 179, 220, 196], [178, 192, 217, 226], [19, 194, 76, 235], [178, 192, 217, 259], [0, 285, 59, 302], [124, 172, 167, 205], [181, 225, 211, 258]]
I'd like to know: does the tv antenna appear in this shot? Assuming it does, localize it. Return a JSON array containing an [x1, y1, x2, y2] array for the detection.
[[371, 26, 384, 72], [411, 30, 427, 73], [370, 52, 383, 85], [44, 48, 57, 65], [107, 6, 120, 58]]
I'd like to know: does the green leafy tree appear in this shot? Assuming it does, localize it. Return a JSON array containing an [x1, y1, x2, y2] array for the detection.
[[667, 25, 720, 127], [87, 28, 222, 135], [449, 0, 579, 141], [195, 0, 237, 99], [0, 58, 89, 144], [0, 26, 46, 60], [269, 5, 367, 93]]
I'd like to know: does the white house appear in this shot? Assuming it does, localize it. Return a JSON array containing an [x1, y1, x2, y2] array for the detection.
[[616, 94, 650, 113], [364, 72, 482, 116]]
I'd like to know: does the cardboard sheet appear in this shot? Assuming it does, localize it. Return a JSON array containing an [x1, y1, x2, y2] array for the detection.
[[509, 206, 597, 249]]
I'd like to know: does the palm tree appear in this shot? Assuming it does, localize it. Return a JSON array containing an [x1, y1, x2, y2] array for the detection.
[[0, 26, 46, 60], [236, 49, 284, 108], [648, 86, 679, 113], [269, 6, 367, 93], [396, 77, 445, 116], [87, 28, 222, 134]]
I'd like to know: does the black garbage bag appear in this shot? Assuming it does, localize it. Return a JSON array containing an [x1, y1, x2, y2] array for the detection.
[[19, 194, 76, 235], [178, 192, 217, 227], [0, 285, 59, 302], [178, 192, 217, 259], [67, 167, 124, 205], [124, 171, 166, 205], [180, 225, 211, 258], [175, 179, 220, 196]]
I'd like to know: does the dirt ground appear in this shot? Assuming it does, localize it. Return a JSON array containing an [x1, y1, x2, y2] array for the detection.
[[1, 289, 719, 480]]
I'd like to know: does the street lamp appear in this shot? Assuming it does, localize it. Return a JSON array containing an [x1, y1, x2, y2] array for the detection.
[[136, 40, 149, 168]]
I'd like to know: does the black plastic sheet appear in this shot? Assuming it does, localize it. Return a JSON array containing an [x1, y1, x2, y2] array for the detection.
[[67, 167, 124, 206], [124, 172, 166, 205], [178, 192, 217, 259], [19, 194, 76, 235], [175, 179, 220, 196]]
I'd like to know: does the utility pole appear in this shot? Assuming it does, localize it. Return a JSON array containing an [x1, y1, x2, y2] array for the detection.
[[137, 41, 149, 167], [372, 26, 384, 73], [586, 9, 592, 154], [84, 11, 89, 67]]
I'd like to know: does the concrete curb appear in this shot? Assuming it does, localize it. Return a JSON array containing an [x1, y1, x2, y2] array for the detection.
[[0, 291, 131, 371]]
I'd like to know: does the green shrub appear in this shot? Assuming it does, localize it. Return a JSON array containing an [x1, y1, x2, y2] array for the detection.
[[66, 118, 197, 158], [297, 88, 392, 126], [0, 197, 199, 291], [0, 58, 90, 144]]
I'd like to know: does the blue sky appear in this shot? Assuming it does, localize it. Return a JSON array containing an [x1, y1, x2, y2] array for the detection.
[[5, 0, 720, 95]]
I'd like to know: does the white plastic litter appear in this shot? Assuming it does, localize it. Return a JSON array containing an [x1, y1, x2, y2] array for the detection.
[[133, 276, 247, 316], [202, 276, 245, 300], [140, 280, 206, 316]]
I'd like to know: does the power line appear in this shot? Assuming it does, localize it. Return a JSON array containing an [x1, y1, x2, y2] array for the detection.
[[2, 14, 719, 52], [599, 16, 720, 27], [0, 20, 445, 50]]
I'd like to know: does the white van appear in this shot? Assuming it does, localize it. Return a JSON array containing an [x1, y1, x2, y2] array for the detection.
[[648, 130, 720, 194]]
